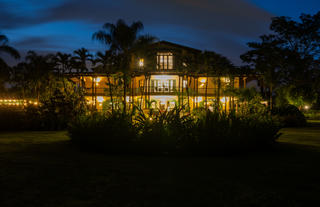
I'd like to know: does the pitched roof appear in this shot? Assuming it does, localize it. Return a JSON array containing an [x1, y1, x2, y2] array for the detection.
[[153, 40, 202, 53]]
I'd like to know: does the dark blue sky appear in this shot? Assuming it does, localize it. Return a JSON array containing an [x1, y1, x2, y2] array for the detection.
[[1, 0, 320, 65]]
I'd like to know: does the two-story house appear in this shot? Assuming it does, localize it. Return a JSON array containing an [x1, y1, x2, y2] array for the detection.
[[70, 41, 246, 111]]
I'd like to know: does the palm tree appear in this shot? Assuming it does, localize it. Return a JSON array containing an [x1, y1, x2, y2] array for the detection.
[[177, 51, 200, 111], [201, 51, 234, 111], [11, 62, 29, 99], [73, 48, 92, 73], [133, 35, 158, 109], [201, 52, 214, 110], [93, 19, 156, 113], [0, 34, 20, 91], [73, 48, 92, 89], [94, 50, 116, 112], [25, 51, 54, 101], [54, 52, 73, 94], [54, 52, 73, 74], [0, 34, 20, 65]]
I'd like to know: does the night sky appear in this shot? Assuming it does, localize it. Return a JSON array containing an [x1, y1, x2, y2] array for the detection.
[[1, 0, 320, 65]]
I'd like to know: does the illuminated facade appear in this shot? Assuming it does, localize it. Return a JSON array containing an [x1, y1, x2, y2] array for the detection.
[[70, 41, 247, 111]]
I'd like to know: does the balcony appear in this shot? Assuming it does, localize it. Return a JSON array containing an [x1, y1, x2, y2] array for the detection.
[[85, 87, 226, 97]]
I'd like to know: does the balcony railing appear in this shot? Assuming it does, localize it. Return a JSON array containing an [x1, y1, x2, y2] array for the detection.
[[85, 87, 227, 96]]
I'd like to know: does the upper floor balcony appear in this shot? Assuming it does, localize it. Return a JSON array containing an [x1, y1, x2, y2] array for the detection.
[[85, 87, 227, 97]]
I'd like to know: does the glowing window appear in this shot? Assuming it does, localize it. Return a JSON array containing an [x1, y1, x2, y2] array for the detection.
[[157, 52, 173, 70], [138, 58, 144, 67], [151, 79, 176, 92], [183, 80, 188, 88]]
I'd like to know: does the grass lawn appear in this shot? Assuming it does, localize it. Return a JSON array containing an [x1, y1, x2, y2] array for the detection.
[[1, 122, 320, 207]]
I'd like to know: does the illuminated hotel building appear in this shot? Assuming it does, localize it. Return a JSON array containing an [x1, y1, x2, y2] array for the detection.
[[69, 41, 247, 111]]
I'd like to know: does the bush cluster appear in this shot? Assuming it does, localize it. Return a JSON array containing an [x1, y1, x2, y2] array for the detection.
[[0, 105, 81, 131], [272, 104, 307, 127], [69, 108, 281, 155], [304, 110, 320, 120], [0, 107, 27, 131], [69, 111, 137, 153], [0, 89, 87, 131]]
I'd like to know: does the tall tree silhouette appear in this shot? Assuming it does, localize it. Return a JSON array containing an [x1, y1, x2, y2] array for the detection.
[[0, 34, 20, 65], [241, 12, 320, 108], [73, 48, 92, 89], [94, 50, 117, 112], [73, 48, 92, 73], [54, 52, 73, 74], [25, 51, 54, 101], [54, 52, 74, 94], [201, 51, 234, 110], [0, 34, 20, 91], [93, 19, 156, 112]]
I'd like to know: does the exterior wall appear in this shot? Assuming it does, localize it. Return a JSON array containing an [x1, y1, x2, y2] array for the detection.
[[69, 41, 244, 111]]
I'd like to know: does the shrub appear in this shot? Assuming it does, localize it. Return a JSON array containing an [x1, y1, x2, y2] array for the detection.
[[36, 89, 87, 130], [0, 105, 46, 131], [0, 107, 26, 131], [272, 104, 307, 127], [69, 112, 137, 153], [69, 107, 281, 155], [192, 111, 281, 154], [134, 107, 195, 154], [304, 110, 320, 120]]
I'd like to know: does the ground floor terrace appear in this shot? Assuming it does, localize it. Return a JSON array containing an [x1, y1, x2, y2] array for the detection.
[[70, 73, 245, 111], [87, 95, 236, 112]]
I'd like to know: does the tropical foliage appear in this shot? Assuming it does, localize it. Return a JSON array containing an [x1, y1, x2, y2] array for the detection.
[[69, 106, 281, 155], [241, 12, 320, 110], [0, 34, 20, 93]]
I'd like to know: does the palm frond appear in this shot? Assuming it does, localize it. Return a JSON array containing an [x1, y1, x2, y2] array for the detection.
[[0, 45, 20, 59]]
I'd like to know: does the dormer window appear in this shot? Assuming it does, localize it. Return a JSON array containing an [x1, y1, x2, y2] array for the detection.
[[157, 52, 173, 70]]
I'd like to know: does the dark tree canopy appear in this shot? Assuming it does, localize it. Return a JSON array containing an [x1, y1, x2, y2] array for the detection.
[[241, 11, 320, 108]]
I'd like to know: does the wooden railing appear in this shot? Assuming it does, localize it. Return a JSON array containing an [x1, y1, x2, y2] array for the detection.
[[85, 87, 227, 96]]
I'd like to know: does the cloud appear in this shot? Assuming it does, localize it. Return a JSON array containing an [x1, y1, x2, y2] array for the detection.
[[41, 0, 272, 37], [14, 36, 57, 49], [1, 0, 273, 37], [0, 0, 274, 65]]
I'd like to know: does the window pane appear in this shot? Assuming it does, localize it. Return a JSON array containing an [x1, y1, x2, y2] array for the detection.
[[157, 52, 173, 70], [168, 56, 173, 69]]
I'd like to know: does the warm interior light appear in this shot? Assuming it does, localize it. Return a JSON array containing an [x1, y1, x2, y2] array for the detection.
[[183, 80, 188, 88], [139, 58, 144, 67], [150, 96, 177, 103], [200, 78, 206, 83], [97, 96, 104, 103], [304, 105, 309, 110], [151, 75, 179, 80], [220, 97, 226, 103], [196, 97, 203, 102], [95, 77, 102, 86], [224, 77, 230, 83]]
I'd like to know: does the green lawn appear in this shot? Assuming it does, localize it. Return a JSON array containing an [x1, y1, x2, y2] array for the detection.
[[1, 123, 320, 207]]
